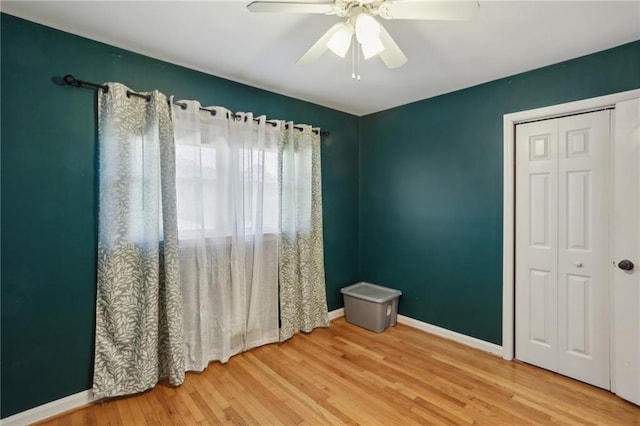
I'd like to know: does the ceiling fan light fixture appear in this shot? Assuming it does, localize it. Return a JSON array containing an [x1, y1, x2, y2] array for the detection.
[[249, 0, 481, 69], [354, 12, 385, 59], [354, 12, 380, 45], [361, 37, 385, 59], [326, 24, 354, 58]]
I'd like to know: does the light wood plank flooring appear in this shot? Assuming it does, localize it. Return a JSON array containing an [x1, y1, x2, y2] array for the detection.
[[39, 318, 640, 425]]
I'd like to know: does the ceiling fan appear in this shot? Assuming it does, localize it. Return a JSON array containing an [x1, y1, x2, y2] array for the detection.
[[247, 0, 480, 68]]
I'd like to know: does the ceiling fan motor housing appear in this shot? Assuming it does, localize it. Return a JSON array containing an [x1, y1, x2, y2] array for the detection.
[[332, 0, 389, 19]]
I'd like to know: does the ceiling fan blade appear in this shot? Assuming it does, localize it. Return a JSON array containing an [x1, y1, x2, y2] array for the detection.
[[381, 0, 479, 21], [297, 22, 345, 65], [378, 25, 407, 68], [247, 1, 333, 14]]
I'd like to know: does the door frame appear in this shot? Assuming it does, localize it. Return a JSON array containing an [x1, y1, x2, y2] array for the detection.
[[502, 89, 640, 361]]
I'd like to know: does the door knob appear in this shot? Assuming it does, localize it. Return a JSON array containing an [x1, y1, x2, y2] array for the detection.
[[618, 260, 634, 271], [574, 261, 583, 268]]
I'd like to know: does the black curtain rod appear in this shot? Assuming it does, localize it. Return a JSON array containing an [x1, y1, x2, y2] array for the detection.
[[63, 75, 329, 136]]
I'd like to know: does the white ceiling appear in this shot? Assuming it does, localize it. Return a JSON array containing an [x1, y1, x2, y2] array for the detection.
[[2, 1, 639, 116]]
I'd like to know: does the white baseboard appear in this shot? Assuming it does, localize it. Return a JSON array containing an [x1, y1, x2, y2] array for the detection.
[[331, 306, 503, 356], [397, 315, 504, 357], [331, 307, 503, 357], [328, 307, 344, 320], [0, 390, 97, 426]]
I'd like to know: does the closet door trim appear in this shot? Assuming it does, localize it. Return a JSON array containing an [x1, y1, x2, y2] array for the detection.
[[502, 88, 640, 361]]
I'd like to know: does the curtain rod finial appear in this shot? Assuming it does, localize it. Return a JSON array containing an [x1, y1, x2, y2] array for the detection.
[[63, 74, 79, 87]]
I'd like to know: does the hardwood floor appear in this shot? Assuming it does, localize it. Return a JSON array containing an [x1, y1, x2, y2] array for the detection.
[[39, 318, 640, 425]]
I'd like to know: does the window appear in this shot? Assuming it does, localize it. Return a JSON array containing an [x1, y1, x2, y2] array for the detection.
[[174, 111, 279, 240]]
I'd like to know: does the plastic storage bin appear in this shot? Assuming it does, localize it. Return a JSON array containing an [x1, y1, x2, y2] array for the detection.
[[341, 282, 402, 332]]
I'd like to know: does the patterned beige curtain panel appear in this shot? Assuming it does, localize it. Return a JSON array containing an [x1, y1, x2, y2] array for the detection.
[[279, 123, 330, 342], [93, 83, 185, 399]]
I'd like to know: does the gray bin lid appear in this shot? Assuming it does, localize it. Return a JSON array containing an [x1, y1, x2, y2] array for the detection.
[[341, 282, 402, 303]]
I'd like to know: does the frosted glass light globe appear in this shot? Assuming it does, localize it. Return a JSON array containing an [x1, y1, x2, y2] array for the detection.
[[327, 24, 354, 58], [355, 13, 385, 59], [355, 13, 380, 45], [361, 37, 385, 59]]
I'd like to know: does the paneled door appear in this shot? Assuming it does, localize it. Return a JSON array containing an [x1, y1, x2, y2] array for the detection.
[[515, 110, 611, 389]]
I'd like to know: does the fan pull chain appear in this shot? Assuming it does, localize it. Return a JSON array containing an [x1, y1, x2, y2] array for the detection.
[[351, 36, 355, 79], [357, 42, 361, 81], [351, 40, 361, 81]]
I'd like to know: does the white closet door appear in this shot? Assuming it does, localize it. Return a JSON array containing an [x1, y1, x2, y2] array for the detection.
[[557, 110, 610, 389], [613, 97, 640, 405], [516, 119, 559, 372], [516, 110, 610, 389]]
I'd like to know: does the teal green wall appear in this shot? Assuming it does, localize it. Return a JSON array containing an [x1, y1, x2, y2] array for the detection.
[[359, 40, 640, 344], [3, 10, 640, 420], [0, 13, 359, 418]]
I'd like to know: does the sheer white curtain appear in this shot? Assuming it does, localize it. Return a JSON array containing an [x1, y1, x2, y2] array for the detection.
[[171, 101, 280, 370]]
